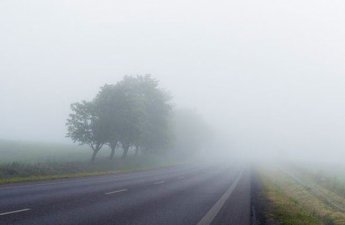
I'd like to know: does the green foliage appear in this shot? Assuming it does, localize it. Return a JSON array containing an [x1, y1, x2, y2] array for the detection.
[[123, 75, 173, 152], [66, 101, 108, 147], [66, 101, 109, 161], [66, 75, 173, 161], [259, 173, 323, 225]]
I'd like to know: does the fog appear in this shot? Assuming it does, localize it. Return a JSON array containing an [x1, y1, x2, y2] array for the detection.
[[1, 0, 345, 162]]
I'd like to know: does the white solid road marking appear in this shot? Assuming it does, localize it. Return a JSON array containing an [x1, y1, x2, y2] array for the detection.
[[105, 189, 128, 195], [0, 209, 31, 216], [153, 181, 165, 185], [196, 171, 243, 225]]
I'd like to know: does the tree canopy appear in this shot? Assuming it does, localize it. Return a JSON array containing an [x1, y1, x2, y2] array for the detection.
[[66, 101, 109, 161], [66, 75, 173, 161]]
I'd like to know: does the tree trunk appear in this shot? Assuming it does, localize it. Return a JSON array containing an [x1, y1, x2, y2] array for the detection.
[[109, 142, 117, 159], [90, 143, 103, 162], [91, 150, 98, 162], [121, 145, 129, 159]]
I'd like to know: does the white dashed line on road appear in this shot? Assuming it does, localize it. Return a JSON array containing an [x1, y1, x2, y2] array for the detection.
[[0, 209, 31, 216], [105, 189, 128, 195]]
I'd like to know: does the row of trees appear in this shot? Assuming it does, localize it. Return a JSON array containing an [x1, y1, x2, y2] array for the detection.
[[66, 75, 172, 161]]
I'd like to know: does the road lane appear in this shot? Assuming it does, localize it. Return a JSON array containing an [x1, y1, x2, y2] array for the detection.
[[0, 164, 249, 225], [0, 165, 206, 209], [211, 171, 251, 225]]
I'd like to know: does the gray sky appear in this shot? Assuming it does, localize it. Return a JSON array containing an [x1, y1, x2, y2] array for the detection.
[[1, 0, 345, 161]]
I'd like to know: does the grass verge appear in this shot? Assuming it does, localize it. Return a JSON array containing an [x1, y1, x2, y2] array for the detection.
[[0, 164, 175, 185], [0, 156, 184, 185], [259, 173, 322, 225], [255, 167, 345, 225]]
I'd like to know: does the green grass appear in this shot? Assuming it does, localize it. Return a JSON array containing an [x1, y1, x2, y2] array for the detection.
[[0, 139, 92, 163], [258, 167, 345, 225], [0, 139, 183, 184], [259, 173, 323, 225], [303, 167, 345, 199], [0, 161, 177, 185]]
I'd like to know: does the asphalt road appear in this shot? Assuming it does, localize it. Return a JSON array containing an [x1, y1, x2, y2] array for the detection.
[[0, 164, 251, 225]]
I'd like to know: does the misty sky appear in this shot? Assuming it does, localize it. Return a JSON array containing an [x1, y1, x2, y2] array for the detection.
[[1, 0, 345, 160]]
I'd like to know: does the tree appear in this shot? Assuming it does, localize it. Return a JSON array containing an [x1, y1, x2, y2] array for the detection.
[[136, 76, 172, 154], [116, 75, 173, 155], [66, 101, 108, 162], [95, 79, 144, 159], [94, 85, 120, 159], [115, 76, 146, 159], [67, 75, 174, 161]]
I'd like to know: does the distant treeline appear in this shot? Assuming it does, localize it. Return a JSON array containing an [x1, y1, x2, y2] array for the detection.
[[66, 75, 208, 161]]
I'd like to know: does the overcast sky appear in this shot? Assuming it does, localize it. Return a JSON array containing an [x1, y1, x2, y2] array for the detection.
[[1, 0, 345, 161]]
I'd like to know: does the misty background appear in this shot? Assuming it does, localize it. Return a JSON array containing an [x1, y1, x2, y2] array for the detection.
[[1, 0, 345, 162]]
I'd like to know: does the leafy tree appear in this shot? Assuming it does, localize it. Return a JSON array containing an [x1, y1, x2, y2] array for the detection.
[[67, 75, 173, 161], [95, 78, 144, 159], [114, 75, 173, 155], [136, 76, 172, 154], [66, 101, 108, 161], [94, 85, 120, 159], [115, 76, 146, 159]]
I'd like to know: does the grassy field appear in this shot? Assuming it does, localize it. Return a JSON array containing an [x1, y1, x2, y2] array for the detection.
[[257, 166, 345, 225], [0, 139, 104, 163], [257, 173, 322, 225], [297, 164, 345, 199], [0, 139, 179, 184]]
